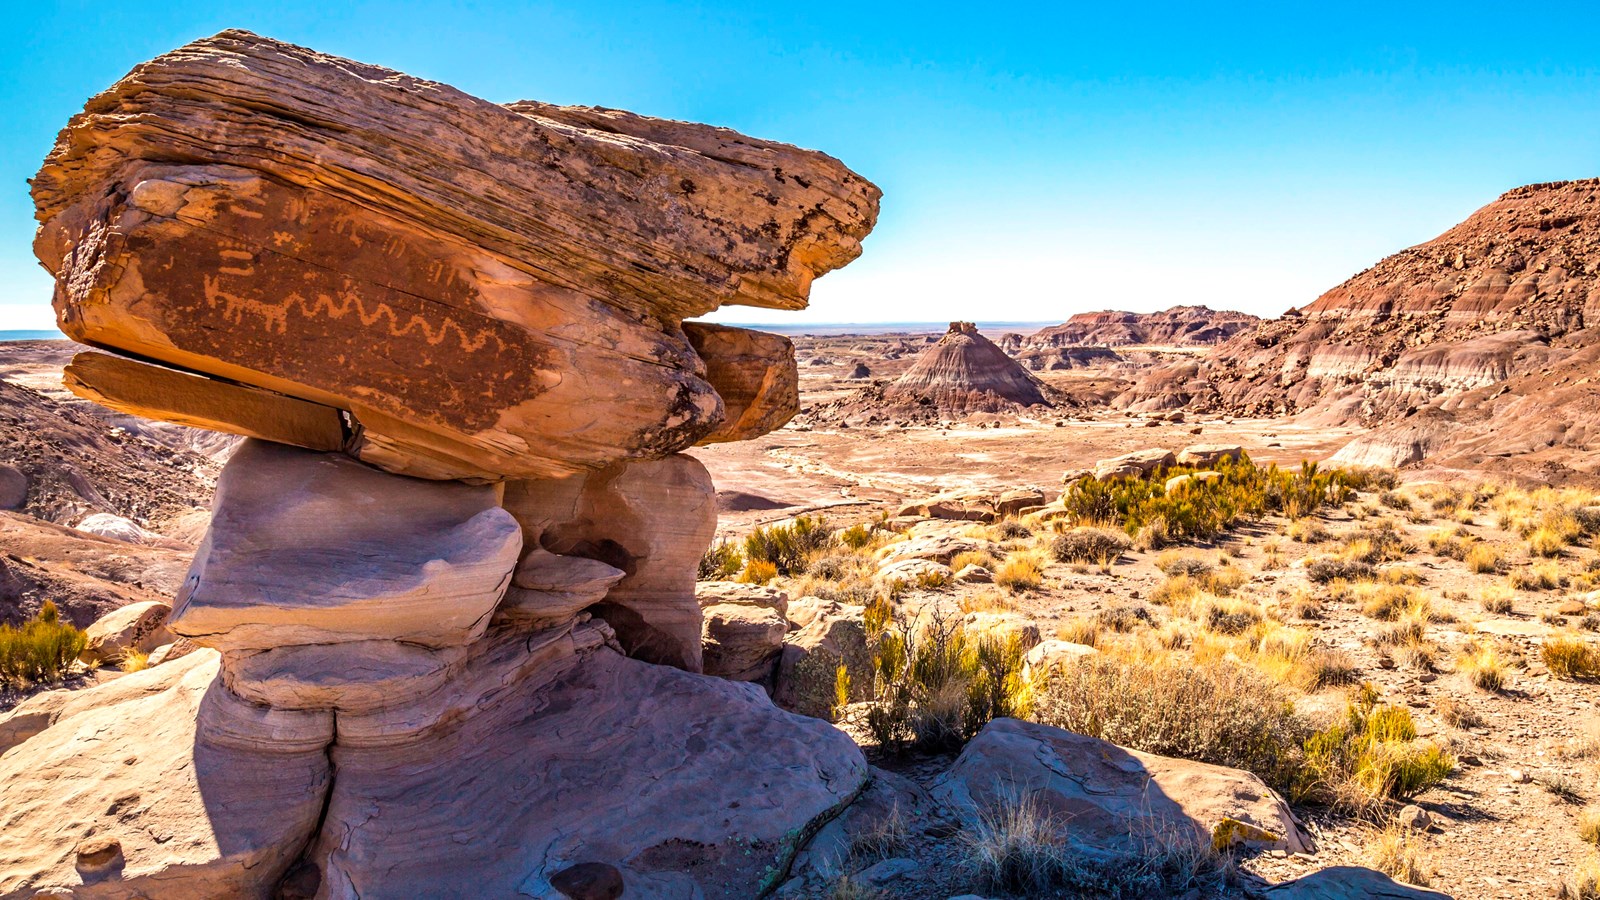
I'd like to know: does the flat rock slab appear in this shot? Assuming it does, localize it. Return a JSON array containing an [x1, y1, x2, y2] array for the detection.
[[171, 439, 520, 652], [308, 646, 868, 899], [0, 651, 332, 899]]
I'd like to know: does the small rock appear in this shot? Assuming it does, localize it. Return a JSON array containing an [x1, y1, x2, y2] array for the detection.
[[74, 836, 122, 874], [1507, 769, 1531, 784], [550, 861, 625, 900], [954, 564, 993, 584], [853, 857, 918, 887], [1396, 804, 1432, 831]]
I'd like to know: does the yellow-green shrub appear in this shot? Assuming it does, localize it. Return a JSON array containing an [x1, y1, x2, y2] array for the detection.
[[1297, 687, 1455, 809], [0, 602, 85, 688], [744, 514, 835, 576], [994, 555, 1043, 593]]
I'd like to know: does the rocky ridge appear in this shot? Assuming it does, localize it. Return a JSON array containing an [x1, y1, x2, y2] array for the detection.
[[1025, 305, 1259, 349], [1116, 180, 1600, 477]]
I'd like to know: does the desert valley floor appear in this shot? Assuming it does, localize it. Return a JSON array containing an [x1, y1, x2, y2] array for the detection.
[[4, 329, 1599, 899]]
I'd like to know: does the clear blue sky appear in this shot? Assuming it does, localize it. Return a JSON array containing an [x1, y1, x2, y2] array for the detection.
[[3, 2, 1599, 329]]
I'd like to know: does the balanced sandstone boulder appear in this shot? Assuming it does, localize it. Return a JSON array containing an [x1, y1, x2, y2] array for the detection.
[[7, 28, 883, 900], [170, 440, 521, 653], [34, 30, 877, 481]]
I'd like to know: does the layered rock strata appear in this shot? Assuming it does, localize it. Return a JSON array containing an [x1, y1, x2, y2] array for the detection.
[[5, 29, 879, 899], [1025, 305, 1258, 348]]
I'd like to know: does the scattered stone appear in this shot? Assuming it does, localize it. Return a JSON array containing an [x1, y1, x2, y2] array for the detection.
[[1176, 443, 1244, 467], [0, 463, 29, 509], [701, 602, 787, 683], [1262, 865, 1453, 898], [74, 512, 163, 545], [1396, 804, 1433, 831], [80, 599, 172, 664], [1092, 448, 1175, 481], [954, 564, 994, 584]]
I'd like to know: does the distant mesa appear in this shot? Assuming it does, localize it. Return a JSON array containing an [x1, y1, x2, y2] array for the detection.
[[1027, 305, 1260, 349]]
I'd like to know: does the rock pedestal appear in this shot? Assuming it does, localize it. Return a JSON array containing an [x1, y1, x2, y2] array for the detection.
[[4, 28, 880, 900]]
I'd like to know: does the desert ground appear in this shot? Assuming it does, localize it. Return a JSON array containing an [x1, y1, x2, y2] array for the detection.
[[5, 329, 1598, 899]]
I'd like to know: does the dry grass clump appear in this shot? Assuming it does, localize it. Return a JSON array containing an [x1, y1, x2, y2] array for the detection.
[[1558, 858, 1600, 900], [1154, 550, 1212, 578], [1434, 695, 1485, 730], [839, 523, 875, 549], [117, 649, 151, 673], [1151, 575, 1205, 609], [1239, 624, 1357, 691], [994, 554, 1044, 593], [958, 588, 1014, 615], [1579, 807, 1600, 847], [991, 518, 1033, 541], [1529, 525, 1573, 558], [0, 602, 87, 688], [1282, 589, 1323, 621], [1427, 526, 1476, 561], [1478, 583, 1515, 614], [1050, 527, 1132, 565], [1457, 645, 1509, 692], [1096, 604, 1154, 634], [1306, 557, 1377, 584], [1198, 598, 1263, 636], [1035, 653, 1309, 791], [950, 549, 999, 573], [1287, 518, 1328, 543], [1297, 687, 1455, 809], [1379, 567, 1427, 586], [698, 541, 744, 580], [1055, 618, 1103, 648], [1379, 490, 1413, 512], [737, 558, 778, 584], [1510, 561, 1568, 591], [1543, 635, 1600, 680], [1358, 584, 1437, 623], [1466, 543, 1502, 574], [1365, 822, 1434, 886], [960, 793, 1234, 898], [863, 609, 1033, 752], [743, 514, 837, 576]]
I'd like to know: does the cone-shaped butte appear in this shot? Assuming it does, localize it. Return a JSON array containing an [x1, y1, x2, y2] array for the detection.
[[885, 321, 1054, 415]]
